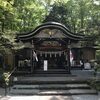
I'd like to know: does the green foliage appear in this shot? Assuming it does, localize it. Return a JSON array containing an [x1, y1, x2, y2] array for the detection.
[[89, 79, 100, 91], [0, 0, 47, 53], [96, 50, 100, 61], [44, 0, 100, 35], [0, 0, 100, 55], [3, 72, 10, 85]]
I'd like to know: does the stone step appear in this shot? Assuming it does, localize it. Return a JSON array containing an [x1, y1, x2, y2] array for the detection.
[[14, 81, 88, 85], [9, 77, 98, 95], [14, 70, 68, 73], [39, 84, 91, 89], [13, 76, 88, 85], [39, 89, 97, 95], [13, 85, 39, 89], [12, 84, 91, 90], [10, 88, 39, 95], [13, 68, 70, 76], [68, 89, 98, 95], [34, 70, 68, 73], [13, 73, 71, 77], [35, 69, 67, 71], [14, 68, 67, 72], [34, 72, 68, 74], [13, 72, 70, 77], [32, 74, 71, 77], [13, 78, 88, 84], [9, 89, 97, 95]]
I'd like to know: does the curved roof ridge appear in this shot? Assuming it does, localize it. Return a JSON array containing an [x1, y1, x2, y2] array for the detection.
[[17, 21, 91, 41], [18, 21, 71, 37]]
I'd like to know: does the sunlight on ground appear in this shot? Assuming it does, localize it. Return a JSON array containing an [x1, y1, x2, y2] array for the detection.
[[72, 95, 100, 100], [0, 96, 39, 100], [0, 96, 72, 100]]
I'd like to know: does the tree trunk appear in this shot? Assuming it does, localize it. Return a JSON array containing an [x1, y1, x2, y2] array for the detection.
[[1, 21, 4, 32]]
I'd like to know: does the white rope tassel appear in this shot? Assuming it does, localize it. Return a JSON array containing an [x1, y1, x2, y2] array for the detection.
[[33, 51, 38, 62]]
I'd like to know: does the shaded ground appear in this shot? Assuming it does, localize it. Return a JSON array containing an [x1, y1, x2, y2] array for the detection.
[[0, 92, 100, 100]]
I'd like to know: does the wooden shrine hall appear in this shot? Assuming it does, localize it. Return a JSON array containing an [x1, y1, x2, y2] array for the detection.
[[15, 22, 96, 73]]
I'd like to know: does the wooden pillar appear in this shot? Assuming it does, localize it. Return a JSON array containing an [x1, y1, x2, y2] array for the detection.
[[45, 52, 47, 58], [67, 43, 71, 74], [13, 54, 16, 69], [31, 40, 34, 73], [30, 48, 33, 73], [67, 49, 71, 73], [65, 52, 68, 61], [54, 53, 56, 57], [50, 52, 52, 58], [40, 52, 42, 57]]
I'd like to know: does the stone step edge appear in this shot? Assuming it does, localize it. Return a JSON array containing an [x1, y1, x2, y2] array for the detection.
[[12, 87, 91, 90], [13, 81, 88, 84], [10, 92, 98, 96]]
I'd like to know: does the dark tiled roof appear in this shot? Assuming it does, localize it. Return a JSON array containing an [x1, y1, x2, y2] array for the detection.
[[17, 22, 93, 41]]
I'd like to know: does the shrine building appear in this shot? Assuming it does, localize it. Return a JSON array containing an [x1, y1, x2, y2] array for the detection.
[[15, 22, 96, 73]]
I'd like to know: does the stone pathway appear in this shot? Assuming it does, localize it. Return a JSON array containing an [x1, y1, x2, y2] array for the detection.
[[0, 95, 100, 100], [72, 94, 100, 100], [0, 88, 100, 100], [0, 95, 73, 100], [0, 70, 100, 100]]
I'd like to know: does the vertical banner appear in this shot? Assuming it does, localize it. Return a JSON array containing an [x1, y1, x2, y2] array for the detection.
[[33, 51, 38, 62], [44, 60, 48, 71], [70, 50, 74, 66]]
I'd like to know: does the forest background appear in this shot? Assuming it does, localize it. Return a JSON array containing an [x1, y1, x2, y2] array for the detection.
[[0, 0, 100, 59]]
